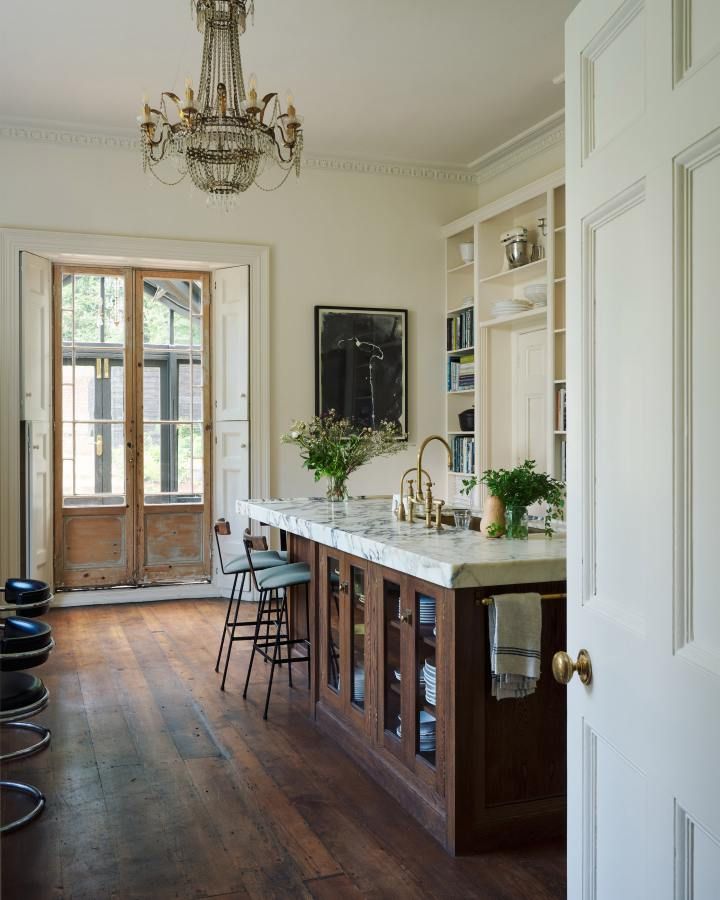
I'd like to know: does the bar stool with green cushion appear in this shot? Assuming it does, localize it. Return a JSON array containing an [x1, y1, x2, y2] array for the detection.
[[242, 541, 311, 720], [214, 520, 288, 685]]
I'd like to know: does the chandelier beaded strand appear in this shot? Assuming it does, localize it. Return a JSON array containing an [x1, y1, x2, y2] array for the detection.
[[139, 0, 302, 207]]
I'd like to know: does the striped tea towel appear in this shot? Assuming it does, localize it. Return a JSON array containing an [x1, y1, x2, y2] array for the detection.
[[488, 592, 542, 700]]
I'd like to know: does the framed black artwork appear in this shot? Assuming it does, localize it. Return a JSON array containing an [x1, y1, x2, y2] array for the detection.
[[314, 305, 408, 436]]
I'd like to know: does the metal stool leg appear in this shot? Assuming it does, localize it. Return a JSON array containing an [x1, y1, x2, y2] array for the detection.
[[242, 592, 266, 699], [215, 572, 242, 672], [305, 582, 311, 684], [282, 594, 293, 689], [0, 781, 45, 834], [263, 603, 284, 720], [0, 723, 51, 762], [220, 573, 248, 691]]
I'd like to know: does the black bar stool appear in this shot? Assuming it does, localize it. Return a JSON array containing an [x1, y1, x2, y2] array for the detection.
[[0, 606, 54, 834], [214, 520, 288, 688], [242, 538, 311, 719]]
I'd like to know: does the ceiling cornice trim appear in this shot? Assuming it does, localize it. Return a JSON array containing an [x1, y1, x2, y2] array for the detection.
[[0, 111, 565, 185], [0, 117, 476, 184], [470, 110, 565, 184]]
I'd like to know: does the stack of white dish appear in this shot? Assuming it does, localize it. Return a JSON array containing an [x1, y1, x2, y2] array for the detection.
[[353, 667, 365, 704], [524, 283, 547, 307], [395, 712, 436, 752], [418, 710, 436, 752], [418, 595, 436, 626], [491, 298, 532, 318], [423, 658, 437, 706]]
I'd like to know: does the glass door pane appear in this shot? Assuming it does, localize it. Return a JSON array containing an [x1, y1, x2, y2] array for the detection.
[[141, 277, 204, 504], [350, 565, 366, 710], [60, 272, 126, 507], [416, 591, 438, 767], [383, 579, 402, 742], [327, 556, 341, 693]]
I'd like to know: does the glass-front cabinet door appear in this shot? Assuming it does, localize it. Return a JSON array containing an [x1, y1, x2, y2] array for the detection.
[[412, 581, 443, 793], [380, 575, 405, 762], [349, 563, 367, 714], [379, 573, 444, 795], [319, 548, 343, 715], [318, 548, 372, 735]]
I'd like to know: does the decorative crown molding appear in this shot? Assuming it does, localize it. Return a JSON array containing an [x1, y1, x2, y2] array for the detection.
[[0, 111, 564, 186], [470, 110, 565, 184], [302, 155, 476, 183]]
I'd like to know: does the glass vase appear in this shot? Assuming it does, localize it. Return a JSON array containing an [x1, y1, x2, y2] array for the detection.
[[505, 506, 529, 540], [326, 475, 349, 502]]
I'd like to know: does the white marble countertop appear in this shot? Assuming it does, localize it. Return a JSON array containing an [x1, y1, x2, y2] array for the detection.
[[238, 498, 566, 590]]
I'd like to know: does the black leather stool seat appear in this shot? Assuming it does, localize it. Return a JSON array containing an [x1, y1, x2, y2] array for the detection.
[[1, 579, 52, 617], [0, 618, 54, 671], [1, 672, 47, 714]]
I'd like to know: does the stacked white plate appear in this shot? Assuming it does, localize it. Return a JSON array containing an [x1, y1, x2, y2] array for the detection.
[[418, 595, 436, 626], [423, 658, 437, 707], [524, 283, 547, 307], [418, 710, 436, 752], [491, 298, 532, 318], [353, 667, 365, 703]]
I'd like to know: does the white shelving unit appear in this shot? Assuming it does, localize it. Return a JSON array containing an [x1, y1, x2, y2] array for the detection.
[[441, 171, 567, 508]]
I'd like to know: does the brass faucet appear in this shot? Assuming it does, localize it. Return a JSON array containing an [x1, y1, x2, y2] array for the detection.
[[397, 466, 431, 521], [415, 435, 452, 529]]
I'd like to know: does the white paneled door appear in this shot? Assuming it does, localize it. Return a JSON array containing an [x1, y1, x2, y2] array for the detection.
[[212, 266, 250, 595], [565, 1, 720, 897], [21, 252, 53, 584]]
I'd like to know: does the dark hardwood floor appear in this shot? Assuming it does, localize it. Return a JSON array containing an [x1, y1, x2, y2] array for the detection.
[[1, 599, 566, 900]]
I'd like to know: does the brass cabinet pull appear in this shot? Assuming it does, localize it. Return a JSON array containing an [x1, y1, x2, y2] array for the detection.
[[104, 358, 109, 379], [552, 649, 592, 686], [95, 433, 104, 457], [399, 609, 413, 624]]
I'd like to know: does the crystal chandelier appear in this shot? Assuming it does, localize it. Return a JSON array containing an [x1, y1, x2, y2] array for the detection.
[[139, 0, 303, 207]]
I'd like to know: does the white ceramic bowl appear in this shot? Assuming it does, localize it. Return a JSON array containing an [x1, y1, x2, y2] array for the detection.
[[459, 242, 474, 264], [524, 283, 547, 304]]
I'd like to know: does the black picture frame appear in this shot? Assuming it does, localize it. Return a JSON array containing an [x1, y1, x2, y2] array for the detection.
[[314, 305, 408, 437]]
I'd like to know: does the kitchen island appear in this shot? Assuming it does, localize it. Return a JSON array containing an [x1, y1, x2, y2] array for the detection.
[[239, 498, 567, 855]]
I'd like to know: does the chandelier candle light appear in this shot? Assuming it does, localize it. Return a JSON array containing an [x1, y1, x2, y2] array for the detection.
[[139, 0, 303, 208]]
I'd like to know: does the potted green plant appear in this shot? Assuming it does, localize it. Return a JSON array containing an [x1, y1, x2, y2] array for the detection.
[[461, 459, 565, 538], [282, 411, 403, 501]]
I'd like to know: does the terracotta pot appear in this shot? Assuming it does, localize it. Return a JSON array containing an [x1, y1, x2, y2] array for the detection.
[[481, 495, 506, 538]]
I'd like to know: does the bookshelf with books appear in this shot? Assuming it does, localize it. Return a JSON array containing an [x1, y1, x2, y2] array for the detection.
[[442, 172, 567, 508]]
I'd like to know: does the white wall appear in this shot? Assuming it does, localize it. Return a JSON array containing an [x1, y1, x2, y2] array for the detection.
[[0, 138, 476, 498]]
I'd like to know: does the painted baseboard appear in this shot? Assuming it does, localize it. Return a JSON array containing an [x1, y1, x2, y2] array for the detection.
[[52, 582, 257, 607]]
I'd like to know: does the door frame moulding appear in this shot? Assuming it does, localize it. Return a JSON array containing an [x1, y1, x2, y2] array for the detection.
[[0, 228, 270, 587]]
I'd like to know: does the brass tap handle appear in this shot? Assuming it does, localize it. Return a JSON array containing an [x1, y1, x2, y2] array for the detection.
[[424, 480, 435, 527], [407, 479, 415, 499], [552, 649, 593, 686], [433, 500, 445, 529]]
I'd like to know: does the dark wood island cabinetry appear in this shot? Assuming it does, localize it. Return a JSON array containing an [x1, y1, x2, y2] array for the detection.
[[243, 499, 567, 855]]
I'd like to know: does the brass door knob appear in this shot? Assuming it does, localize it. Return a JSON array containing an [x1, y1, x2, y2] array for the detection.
[[552, 649, 592, 686], [399, 609, 413, 624]]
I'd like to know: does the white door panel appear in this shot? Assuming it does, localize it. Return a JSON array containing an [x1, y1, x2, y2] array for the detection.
[[213, 422, 249, 594], [566, 0, 720, 896], [21, 252, 53, 585], [21, 252, 52, 422], [512, 327, 547, 470], [213, 266, 249, 421]]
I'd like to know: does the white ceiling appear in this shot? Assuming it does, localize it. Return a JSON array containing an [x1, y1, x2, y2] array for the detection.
[[0, 0, 577, 168]]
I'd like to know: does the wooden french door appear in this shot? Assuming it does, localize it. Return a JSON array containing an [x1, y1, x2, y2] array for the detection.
[[53, 266, 211, 588]]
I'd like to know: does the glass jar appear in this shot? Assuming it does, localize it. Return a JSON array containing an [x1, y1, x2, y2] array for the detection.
[[505, 506, 529, 540]]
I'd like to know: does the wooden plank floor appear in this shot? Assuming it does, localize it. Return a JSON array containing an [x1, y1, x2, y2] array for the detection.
[[1, 600, 566, 900]]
